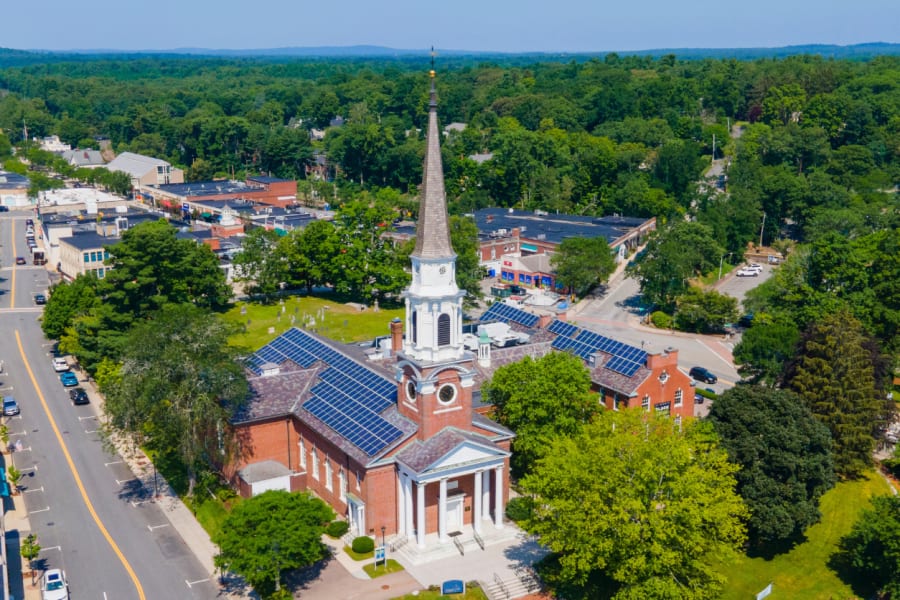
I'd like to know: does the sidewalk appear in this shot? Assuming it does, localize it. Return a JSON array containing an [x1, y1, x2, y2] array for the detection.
[[3, 488, 41, 600]]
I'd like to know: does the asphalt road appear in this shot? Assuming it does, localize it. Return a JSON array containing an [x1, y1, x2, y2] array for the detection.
[[574, 273, 741, 392], [1, 211, 219, 599]]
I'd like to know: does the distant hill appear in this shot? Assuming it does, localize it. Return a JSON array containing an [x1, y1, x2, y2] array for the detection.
[[1, 42, 898, 68]]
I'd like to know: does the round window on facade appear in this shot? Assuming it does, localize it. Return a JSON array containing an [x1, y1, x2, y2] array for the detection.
[[406, 380, 417, 402], [438, 383, 457, 405]]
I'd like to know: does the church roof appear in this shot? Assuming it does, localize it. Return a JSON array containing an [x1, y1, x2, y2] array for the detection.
[[238, 327, 418, 465], [411, 73, 455, 261], [395, 427, 508, 474]]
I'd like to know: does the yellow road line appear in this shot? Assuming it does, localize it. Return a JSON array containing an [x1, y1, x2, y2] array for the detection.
[[10, 217, 15, 309], [15, 330, 146, 600]]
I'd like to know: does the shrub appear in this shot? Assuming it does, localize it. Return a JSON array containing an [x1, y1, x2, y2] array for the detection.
[[650, 310, 673, 329], [351, 536, 374, 554], [506, 496, 533, 522], [325, 520, 350, 538]]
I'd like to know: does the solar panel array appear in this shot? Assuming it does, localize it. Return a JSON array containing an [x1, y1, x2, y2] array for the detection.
[[547, 319, 579, 338], [481, 302, 540, 328], [549, 323, 648, 377], [247, 328, 403, 456]]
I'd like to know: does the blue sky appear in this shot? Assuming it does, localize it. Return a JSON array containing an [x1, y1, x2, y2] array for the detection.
[[5, 0, 898, 52]]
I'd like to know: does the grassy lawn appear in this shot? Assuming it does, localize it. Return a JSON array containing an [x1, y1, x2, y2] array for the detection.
[[222, 295, 405, 350], [192, 496, 234, 539], [393, 584, 488, 600], [720, 470, 892, 600], [363, 559, 404, 578], [343, 545, 374, 561]]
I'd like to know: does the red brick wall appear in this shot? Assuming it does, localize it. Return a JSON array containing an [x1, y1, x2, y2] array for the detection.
[[363, 465, 398, 536]]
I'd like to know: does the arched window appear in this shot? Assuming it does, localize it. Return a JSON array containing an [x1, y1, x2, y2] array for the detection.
[[411, 311, 418, 345], [437, 313, 451, 346]]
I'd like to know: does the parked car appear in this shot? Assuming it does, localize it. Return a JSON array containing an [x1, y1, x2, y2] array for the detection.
[[34, 294, 47, 305], [689, 366, 718, 384], [15, 256, 26, 265], [3, 396, 20, 416], [0, 205, 8, 212], [69, 388, 89, 405], [40, 568, 69, 600], [744, 263, 763, 273], [52, 357, 70, 372], [60, 372, 78, 387], [735, 268, 759, 277]]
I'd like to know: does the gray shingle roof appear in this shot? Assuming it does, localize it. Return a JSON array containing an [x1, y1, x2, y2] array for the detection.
[[411, 76, 455, 261]]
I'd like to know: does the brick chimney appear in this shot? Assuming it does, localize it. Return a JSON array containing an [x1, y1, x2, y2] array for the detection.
[[390, 318, 403, 353]]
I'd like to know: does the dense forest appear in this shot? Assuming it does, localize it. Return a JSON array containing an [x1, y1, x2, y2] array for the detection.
[[2, 51, 898, 351]]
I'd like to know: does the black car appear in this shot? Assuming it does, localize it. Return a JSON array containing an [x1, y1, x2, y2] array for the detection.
[[69, 388, 89, 405], [0, 205, 8, 212], [689, 366, 718, 384], [34, 294, 47, 305]]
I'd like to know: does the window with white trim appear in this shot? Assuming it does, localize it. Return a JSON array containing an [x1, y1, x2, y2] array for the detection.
[[356, 471, 361, 491], [642, 395, 650, 412], [674, 415, 683, 430], [339, 469, 347, 502], [311, 449, 319, 480], [324, 460, 333, 491], [674, 388, 683, 407]]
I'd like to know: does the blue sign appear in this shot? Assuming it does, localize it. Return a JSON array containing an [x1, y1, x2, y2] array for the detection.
[[441, 580, 465, 595], [182, 203, 190, 211], [374, 546, 385, 564]]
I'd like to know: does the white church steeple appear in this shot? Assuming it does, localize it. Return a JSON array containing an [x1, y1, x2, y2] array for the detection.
[[402, 69, 466, 363]]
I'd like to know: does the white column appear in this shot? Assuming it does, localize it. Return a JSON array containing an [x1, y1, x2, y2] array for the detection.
[[481, 470, 491, 520], [473, 470, 483, 534], [416, 481, 426, 548], [397, 476, 405, 537], [493, 466, 504, 529], [438, 478, 448, 542], [404, 477, 415, 542]]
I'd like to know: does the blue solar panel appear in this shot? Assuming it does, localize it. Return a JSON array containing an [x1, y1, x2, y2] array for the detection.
[[482, 302, 539, 328], [248, 327, 403, 456], [606, 355, 644, 377], [552, 336, 577, 351], [547, 320, 579, 338]]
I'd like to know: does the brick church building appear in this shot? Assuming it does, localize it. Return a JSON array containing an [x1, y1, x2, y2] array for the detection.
[[228, 71, 514, 549]]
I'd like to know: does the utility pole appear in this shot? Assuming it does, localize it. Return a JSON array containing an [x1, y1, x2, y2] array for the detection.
[[759, 212, 766, 248]]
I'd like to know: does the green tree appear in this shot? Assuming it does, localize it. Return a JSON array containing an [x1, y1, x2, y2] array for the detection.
[[521, 410, 747, 599], [21, 533, 40, 584], [627, 221, 723, 312], [550, 236, 616, 297], [233, 227, 286, 302], [838, 495, 900, 599], [482, 351, 597, 478], [279, 220, 339, 293], [449, 215, 483, 306], [784, 311, 890, 478], [707, 386, 835, 546], [732, 320, 800, 385], [40, 275, 99, 340], [213, 490, 333, 598], [673, 286, 738, 333], [104, 305, 248, 495]]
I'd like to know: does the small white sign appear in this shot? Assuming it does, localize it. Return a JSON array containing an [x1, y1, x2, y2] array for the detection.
[[756, 583, 773, 600]]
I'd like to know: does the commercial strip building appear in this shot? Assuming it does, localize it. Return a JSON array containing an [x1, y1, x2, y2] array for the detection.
[[138, 175, 297, 213]]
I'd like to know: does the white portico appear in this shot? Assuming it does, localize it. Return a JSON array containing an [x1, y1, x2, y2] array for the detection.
[[395, 429, 510, 548]]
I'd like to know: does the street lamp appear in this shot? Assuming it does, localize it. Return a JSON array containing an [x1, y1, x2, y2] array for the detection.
[[381, 526, 386, 570], [718, 252, 733, 281]]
